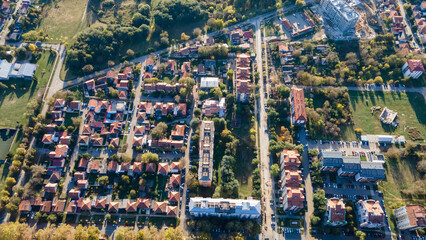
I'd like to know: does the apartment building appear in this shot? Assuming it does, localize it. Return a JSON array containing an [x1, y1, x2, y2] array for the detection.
[[189, 197, 261, 219], [325, 198, 347, 226], [395, 205, 426, 231], [356, 200, 385, 228], [320, 151, 385, 182], [320, 0, 359, 32], [198, 121, 214, 187], [290, 87, 307, 126]]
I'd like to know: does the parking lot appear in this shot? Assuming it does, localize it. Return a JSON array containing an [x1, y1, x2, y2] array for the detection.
[[307, 139, 380, 162]]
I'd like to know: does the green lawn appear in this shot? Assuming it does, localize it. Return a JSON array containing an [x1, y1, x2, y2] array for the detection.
[[347, 91, 426, 141], [0, 51, 56, 128], [378, 156, 426, 233], [0, 128, 16, 159], [38, 0, 88, 42]]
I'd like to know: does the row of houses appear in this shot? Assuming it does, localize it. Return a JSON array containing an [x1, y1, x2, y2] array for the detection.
[[19, 196, 178, 216], [235, 53, 252, 103], [278, 150, 305, 213], [84, 67, 133, 98]]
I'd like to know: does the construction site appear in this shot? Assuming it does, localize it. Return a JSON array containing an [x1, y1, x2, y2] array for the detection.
[[311, 0, 381, 40]]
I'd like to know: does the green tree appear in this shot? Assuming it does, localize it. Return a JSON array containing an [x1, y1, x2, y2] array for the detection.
[[270, 163, 280, 177], [140, 152, 159, 163], [97, 176, 109, 186], [82, 64, 94, 74], [355, 230, 366, 240], [150, 122, 167, 140]]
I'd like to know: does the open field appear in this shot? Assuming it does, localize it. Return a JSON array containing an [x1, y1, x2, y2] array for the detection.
[[378, 156, 425, 232], [38, 0, 88, 42], [0, 128, 16, 159], [0, 51, 55, 127], [347, 91, 426, 141]]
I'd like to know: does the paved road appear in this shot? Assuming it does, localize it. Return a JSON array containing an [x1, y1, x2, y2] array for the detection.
[[298, 129, 313, 240], [255, 19, 276, 240], [395, 0, 420, 50], [61, 108, 88, 197], [125, 62, 145, 155]]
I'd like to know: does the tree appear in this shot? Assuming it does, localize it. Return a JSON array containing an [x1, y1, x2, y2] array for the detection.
[[28, 44, 37, 52], [126, 49, 135, 58], [5, 177, 16, 190], [82, 64, 94, 74], [270, 164, 280, 177], [310, 215, 321, 226], [193, 108, 202, 118], [141, 152, 159, 163], [181, 32, 190, 41], [0, 222, 34, 240], [355, 230, 366, 240], [98, 176, 109, 186], [295, 0, 305, 7], [192, 28, 202, 37], [211, 87, 223, 99], [121, 153, 133, 163], [190, 118, 201, 130], [276, 85, 290, 99], [15, 47, 27, 60], [115, 227, 137, 240], [47, 214, 57, 223], [160, 31, 169, 46], [164, 227, 183, 240], [150, 122, 167, 140]]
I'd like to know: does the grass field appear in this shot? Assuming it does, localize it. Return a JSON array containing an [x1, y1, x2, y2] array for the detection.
[[0, 129, 16, 159], [0, 51, 55, 128], [38, 0, 88, 42], [378, 156, 425, 232], [347, 91, 426, 141]]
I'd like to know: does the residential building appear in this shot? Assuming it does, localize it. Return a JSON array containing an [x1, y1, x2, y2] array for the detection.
[[0, 60, 37, 80], [189, 197, 261, 219], [325, 198, 347, 226], [319, 151, 344, 172], [282, 187, 304, 213], [395, 205, 426, 231], [402, 59, 425, 79], [202, 98, 226, 117], [198, 121, 214, 187], [280, 149, 301, 171], [320, 0, 359, 32], [356, 200, 385, 228], [355, 162, 385, 182], [200, 77, 219, 90], [290, 87, 307, 125]]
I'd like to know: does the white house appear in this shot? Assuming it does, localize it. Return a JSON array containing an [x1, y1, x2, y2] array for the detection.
[[189, 197, 261, 219], [402, 59, 425, 79]]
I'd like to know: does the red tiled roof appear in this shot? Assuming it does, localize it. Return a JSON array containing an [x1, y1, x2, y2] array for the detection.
[[95, 198, 107, 209], [158, 162, 169, 174], [52, 200, 66, 213], [108, 161, 118, 171], [407, 59, 425, 72], [145, 163, 156, 173], [137, 198, 151, 209], [41, 201, 52, 212], [168, 191, 179, 202], [153, 201, 168, 213], [90, 160, 101, 171], [78, 158, 89, 168], [167, 205, 178, 215], [108, 201, 119, 212], [19, 200, 31, 212], [126, 201, 138, 212], [328, 198, 346, 222], [291, 87, 307, 123], [133, 162, 143, 172], [171, 125, 185, 137], [81, 199, 92, 211], [110, 138, 119, 148], [42, 134, 53, 143]]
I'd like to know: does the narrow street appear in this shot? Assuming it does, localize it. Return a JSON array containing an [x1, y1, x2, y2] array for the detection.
[[298, 130, 313, 240], [125, 62, 145, 155], [255, 20, 276, 240]]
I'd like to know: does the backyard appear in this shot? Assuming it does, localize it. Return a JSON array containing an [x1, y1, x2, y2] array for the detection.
[[0, 50, 56, 128], [347, 91, 426, 141], [38, 0, 88, 42]]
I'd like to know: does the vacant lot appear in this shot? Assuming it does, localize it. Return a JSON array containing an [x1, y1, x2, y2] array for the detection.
[[379, 156, 425, 232], [348, 91, 426, 141], [38, 0, 88, 42], [0, 129, 16, 159], [0, 51, 55, 127]]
